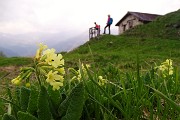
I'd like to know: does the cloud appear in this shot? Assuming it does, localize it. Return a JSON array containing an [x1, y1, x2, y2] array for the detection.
[[0, 0, 179, 35]]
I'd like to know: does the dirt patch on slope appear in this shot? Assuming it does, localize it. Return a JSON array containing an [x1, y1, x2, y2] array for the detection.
[[0, 66, 22, 83]]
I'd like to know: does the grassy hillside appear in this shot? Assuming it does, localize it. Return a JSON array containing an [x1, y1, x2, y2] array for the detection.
[[123, 9, 180, 40], [63, 9, 180, 69], [0, 57, 33, 66], [64, 35, 180, 69]]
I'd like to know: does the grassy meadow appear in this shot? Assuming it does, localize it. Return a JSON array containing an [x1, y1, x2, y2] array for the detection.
[[0, 9, 180, 120], [0, 57, 33, 67]]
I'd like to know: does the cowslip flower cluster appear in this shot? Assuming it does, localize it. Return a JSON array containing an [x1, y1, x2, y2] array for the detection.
[[156, 59, 173, 77], [98, 76, 107, 86], [11, 43, 65, 91], [11, 67, 33, 86], [35, 43, 65, 90], [70, 63, 90, 82]]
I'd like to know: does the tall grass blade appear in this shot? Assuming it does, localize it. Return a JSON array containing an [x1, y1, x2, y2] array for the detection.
[[146, 85, 180, 112], [84, 65, 126, 117]]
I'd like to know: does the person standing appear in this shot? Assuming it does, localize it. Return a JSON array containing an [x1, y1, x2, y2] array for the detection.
[[94, 22, 100, 36], [103, 14, 113, 34]]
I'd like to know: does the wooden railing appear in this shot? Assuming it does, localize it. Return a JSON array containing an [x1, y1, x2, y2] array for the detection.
[[89, 27, 100, 40]]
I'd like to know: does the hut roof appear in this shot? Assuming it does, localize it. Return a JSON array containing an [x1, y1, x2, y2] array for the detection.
[[115, 11, 161, 26]]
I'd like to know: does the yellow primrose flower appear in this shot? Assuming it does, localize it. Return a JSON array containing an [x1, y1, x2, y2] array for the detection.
[[43, 48, 56, 56], [51, 54, 64, 68], [43, 48, 56, 65], [158, 65, 167, 71], [50, 82, 63, 91], [35, 49, 40, 60], [58, 67, 65, 75], [58, 75, 64, 82], [38, 43, 48, 50], [78, 64, 90, 80], [98, 76, 107, 86], [163, 59, 172, 66], [14, 79, 20, 85], [46, 70, 61, 83], [70, 69, 81, 82], [70, 63, 90, 82], [169, 69, 173, 75], [35, 43, 48, 60], [81, 64, 86, 71], [86, 64, 91, 68], [157, 59, 174, 77], [77, 74, 82, 81], [98, 76, 103, 79], [46, 70, 64, 90], [11, 76, 21, 85]]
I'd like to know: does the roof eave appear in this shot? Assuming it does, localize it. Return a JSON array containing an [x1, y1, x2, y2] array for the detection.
[[115, 11, 131, 26]]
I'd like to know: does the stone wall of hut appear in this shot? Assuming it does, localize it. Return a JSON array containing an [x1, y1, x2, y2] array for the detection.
[[118, 15, 143, 34]]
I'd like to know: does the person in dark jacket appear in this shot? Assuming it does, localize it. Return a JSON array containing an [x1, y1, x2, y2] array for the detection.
[[103, 14, 113, 34]]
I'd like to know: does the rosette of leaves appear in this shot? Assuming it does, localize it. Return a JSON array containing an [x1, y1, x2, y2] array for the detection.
[[2, 82, 85, 120]]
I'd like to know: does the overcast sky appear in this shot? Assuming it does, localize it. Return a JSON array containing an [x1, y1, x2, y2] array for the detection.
[[0, 0, 180, 36]]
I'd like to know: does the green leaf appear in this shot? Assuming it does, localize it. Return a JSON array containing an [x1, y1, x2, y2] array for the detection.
[[48, 85, 61, 110], [20, 87, 31, 112], [2, 113, 16, 120], [27, 88, 39, 116], [5, 83, 20, 118], [17, 111, 38, 120], [37, 86, 52, 120], [59, 82, 85, 120], [47, 86, 61, 118]]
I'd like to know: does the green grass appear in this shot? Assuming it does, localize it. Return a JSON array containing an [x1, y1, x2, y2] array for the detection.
[[64, 35, 180, 70], [0, 57, 33, 66], [1, 58, 179, 119]]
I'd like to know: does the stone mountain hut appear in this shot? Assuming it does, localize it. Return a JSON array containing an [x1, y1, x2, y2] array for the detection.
[[115, 11, 161, 35]]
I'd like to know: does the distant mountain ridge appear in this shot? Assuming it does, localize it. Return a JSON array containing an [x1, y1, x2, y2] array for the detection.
[[0, 31, 88, 57], [0, 47, 19, 57]]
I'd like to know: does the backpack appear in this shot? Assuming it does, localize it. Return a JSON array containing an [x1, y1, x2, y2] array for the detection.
[[109, 18, 113, 24]]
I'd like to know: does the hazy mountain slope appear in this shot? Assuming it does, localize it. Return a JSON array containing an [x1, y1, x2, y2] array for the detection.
[[0, 47, 19, 57], [0, 31, 88, 57], [53, 31, 88, 52]]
